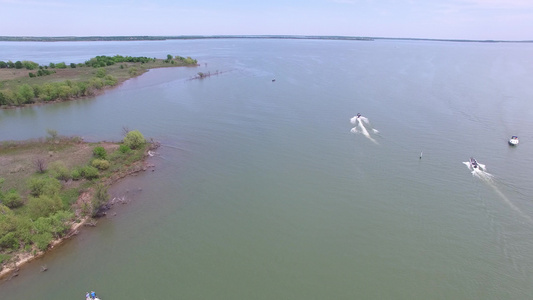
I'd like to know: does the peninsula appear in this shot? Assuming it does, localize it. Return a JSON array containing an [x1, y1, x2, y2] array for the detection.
[[0, 130, 157, 280], [0, 54, 198, 108]]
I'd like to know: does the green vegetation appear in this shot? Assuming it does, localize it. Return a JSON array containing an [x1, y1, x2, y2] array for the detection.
[[123, 130, 146, 149], [0, 132, 150, 268], [1, 54, 198, 108]]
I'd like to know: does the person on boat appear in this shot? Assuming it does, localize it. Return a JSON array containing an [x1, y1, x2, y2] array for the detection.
[[357, 113, 361, 118], [90, 291, 96, 299], [86, 292, 90, 300]]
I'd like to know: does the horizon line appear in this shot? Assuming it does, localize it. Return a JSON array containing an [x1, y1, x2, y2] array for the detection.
[[0, 35, 532, 43]]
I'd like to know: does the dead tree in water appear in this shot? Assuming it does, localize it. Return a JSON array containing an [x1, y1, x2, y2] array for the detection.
[[191, 70, 221, 80]]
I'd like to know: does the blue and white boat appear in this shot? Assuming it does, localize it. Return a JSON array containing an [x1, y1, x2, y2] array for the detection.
[[509, 136, 519, 146]]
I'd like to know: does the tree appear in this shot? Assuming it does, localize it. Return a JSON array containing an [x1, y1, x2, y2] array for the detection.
[[14, 61, 23, 69], [17, 84, 35, 103], [123, 130, 145, 149]]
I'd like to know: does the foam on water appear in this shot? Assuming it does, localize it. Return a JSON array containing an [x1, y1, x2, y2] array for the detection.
[[464, 161, 533, 224], [350, 115, 378, 144]]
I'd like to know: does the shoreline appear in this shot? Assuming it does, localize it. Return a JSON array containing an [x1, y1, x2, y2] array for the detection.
[[0, 68, 147, 111], [0, 56, 200, 110], [0, 141, 158, 281]]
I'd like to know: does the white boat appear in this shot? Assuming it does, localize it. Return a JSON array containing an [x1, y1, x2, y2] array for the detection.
[[509, 136, 519, 146]]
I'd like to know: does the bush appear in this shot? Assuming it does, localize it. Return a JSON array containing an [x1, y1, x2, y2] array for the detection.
[[80, 166, 99, 180], [118, 144, 131, 153], [93, 146, 107, 159], [17, 84, 35, 103], [91, 184, 109, 217], [31, 231, 53, 251], [91, 159, 110, 170], [28, 177, 61, 197], [0, 232, 17, 250], [71, 169, 81, 181], [49, 161, 71, 181], [3, 190, 22, 208], [123, 130, 145, 149], [96, 67, 106, 78], [26, 194, 63, 219]]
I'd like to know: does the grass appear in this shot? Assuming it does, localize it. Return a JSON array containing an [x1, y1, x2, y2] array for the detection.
[[0, 59, 194, 91]]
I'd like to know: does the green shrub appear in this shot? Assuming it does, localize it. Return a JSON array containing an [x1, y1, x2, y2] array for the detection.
[[49, 161, 71, 181], [123, 130, 145, 149], [91, 159, 110, 170], [31, 231, 53, 251], [0, 232, 18, 249], [28, 177, 61, 197], [80, 166, 99, 180], [96, 67, 106, 78], [3, 190, 22, 208], [92, 146, 107, 159], [91, 184, 109, 217], [71, 169, 81, 181], [26, 194, 63, 219], [118, 144, 131, 153]]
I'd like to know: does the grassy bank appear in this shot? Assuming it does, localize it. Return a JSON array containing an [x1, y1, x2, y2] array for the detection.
[[0, 55, 198, 107], [0, 130, 154, 278]]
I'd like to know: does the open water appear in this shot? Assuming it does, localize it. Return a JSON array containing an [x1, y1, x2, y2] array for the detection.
[[1, 38, 533, 299]]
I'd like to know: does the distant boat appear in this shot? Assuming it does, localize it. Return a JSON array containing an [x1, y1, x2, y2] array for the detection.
[[508, 136, 519, 146]]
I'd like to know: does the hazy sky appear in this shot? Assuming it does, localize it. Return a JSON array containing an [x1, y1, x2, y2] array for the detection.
[[1, 0, 532, 40]]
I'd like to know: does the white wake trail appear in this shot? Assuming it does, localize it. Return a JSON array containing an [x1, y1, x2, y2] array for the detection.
[[350, 115, 378, 144], [465, 162, 533, 224]]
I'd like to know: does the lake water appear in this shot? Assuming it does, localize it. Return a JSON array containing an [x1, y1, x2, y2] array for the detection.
[[1, 39, 533, 299]]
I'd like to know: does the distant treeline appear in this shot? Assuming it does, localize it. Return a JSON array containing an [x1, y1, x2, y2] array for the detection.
[[2, 35, 532, 43], [0, 35, 374, 42]]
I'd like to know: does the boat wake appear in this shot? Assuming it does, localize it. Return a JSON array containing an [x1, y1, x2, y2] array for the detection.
[[350, 115, 379, 144], [464, 161, 533, 224]]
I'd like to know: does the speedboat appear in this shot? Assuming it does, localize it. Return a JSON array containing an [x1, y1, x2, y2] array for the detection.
[[508, 136, 519, 146], [470, 157, 479, 169]]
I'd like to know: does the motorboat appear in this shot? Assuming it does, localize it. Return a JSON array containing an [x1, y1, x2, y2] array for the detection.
[[508, 136, 519, 146], [469, 157, 479, 169]]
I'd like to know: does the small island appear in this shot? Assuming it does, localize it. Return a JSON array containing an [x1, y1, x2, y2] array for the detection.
[[0, 129, 158, 279], [0, 54, 198, 108]]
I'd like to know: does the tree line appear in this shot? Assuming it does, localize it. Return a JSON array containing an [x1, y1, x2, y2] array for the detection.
[[0, 54, 198, 107], [0, 68, 117, 106]]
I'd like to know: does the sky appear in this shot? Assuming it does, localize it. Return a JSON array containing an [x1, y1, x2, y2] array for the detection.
[[1, 0, 532, 40]]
